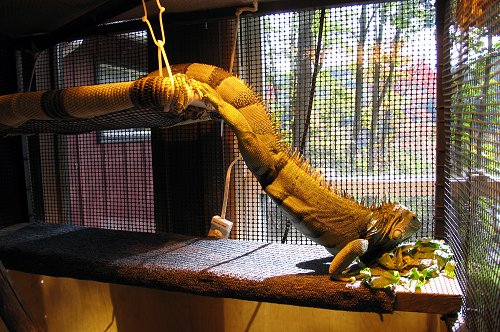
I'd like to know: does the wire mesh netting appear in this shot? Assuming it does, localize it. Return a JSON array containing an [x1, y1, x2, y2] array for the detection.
[[443, 0, 499, 331], [21, 1, 437, 242], [235, 2, 437, 243], [25, 31, 156, 232]]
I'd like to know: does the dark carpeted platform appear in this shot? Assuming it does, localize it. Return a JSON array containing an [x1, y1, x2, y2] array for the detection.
[[0, 223, 396, 312]]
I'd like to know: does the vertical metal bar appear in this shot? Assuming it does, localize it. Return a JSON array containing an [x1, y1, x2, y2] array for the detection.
[[149, 27, 169, 233], [26, 135, 45, 222], [51, 47, 72, 224], [434, 0, 450, 239], [21, 135, 35, 224]]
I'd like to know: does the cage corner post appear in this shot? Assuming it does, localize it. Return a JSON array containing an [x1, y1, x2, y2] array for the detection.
[[0, 260, 43, 332], [434, 0, 450, 240]]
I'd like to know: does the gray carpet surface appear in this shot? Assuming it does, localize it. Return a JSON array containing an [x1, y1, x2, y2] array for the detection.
[[0, 223, 395, 312]]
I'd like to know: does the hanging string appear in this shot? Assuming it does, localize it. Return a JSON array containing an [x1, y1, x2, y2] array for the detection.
[[141, 0, 174, 87], [229, 0, 258, 75]]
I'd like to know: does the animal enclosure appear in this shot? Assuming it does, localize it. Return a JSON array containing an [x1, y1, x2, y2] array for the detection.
[[0, 0, 498, 331]]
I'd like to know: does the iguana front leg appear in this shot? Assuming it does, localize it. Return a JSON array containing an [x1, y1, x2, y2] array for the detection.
[[329, 239, 368, 281], [201, 89, 278, 179]]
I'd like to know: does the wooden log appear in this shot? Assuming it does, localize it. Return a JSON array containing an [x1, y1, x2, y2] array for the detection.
[[0, 259, 43, 332]]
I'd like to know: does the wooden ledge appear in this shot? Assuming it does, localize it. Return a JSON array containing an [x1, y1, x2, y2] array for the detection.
[[395, 273, 462, 314], [0, 223, 462, 315]]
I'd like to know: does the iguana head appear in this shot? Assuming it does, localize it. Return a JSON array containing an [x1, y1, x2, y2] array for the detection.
[[361, 202, 421, 263]]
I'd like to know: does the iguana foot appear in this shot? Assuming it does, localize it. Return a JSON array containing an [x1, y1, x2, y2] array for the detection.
[[329, 239, 369, 281]]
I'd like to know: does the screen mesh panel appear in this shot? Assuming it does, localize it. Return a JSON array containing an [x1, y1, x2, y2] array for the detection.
[[443, 0, 499, 331], [236, 2, 436, 242], [25, 31, 156, 232], [22, 1, 436, 242]]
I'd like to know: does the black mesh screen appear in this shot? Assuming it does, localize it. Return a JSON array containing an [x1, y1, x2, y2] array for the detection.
[[235, 3, 437, 243], [26, 31, 155, 232], [22, 2, 437, 242], [443, 0, 499, 331]]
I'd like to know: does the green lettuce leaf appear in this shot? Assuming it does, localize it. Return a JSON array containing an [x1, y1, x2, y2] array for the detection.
[[359, 238, 456, 291]]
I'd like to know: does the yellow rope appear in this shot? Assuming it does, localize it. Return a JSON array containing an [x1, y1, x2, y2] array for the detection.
[[141, 0, 174, 87]]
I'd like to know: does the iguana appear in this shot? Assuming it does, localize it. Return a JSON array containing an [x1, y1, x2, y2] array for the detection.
[[0, 62, 421, 280], [156, 63, 422, 280]]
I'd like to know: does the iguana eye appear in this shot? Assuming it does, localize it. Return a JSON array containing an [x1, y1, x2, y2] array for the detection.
[[393, 230, 402, 239]]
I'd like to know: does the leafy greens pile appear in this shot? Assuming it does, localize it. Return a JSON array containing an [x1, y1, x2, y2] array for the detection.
[[358, 239, 456, 292]]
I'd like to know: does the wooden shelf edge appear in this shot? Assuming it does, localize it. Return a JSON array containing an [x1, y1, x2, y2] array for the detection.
[[395, 275, 463, 314], [0, 224, 462, 315]]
